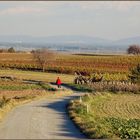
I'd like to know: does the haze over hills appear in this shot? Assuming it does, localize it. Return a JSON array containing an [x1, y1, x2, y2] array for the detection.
[[0, 35, 111, 44], [113, 36, 140, 46], [0, 35, 140, 45], [0, 35, 140, 54]]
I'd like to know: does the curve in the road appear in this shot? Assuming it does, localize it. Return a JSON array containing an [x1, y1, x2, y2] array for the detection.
[[0, 90, 86, 139]]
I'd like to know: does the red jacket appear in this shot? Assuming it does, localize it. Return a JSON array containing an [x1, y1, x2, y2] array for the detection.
[[56, 78, 61, 85]]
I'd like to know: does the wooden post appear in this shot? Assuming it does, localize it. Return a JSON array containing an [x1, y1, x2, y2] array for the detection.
[[86, 104, 89, 113], [79, 96, 82, 103]]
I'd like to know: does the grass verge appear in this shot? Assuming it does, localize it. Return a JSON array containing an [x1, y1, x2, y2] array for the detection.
[[67, 93, 140, 139], [0, 84, 72, 122], [62, 83, 93, 93]]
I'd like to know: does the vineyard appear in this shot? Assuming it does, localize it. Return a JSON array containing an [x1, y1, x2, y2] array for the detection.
[[68, 93, 140, 139], [0, 52, 139, 99], [0, 53, 139, 81]]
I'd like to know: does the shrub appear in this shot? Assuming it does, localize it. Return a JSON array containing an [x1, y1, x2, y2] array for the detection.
[[8, 47, 15, 53], [89, 82, 140, 93], [0, 96, 11, 108], [129, 64, 140, 84]]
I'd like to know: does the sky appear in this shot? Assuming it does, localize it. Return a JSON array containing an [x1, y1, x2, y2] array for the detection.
[[0, 1, 140, 40]]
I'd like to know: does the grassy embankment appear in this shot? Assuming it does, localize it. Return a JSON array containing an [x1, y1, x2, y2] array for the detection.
[[68, 93, 140, 139]]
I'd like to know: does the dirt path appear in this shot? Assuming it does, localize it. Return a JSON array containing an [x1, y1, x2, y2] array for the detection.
[[0, 85, 86, 139]]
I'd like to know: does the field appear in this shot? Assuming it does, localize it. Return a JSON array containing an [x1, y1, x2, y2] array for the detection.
[[68, 93, 140, 139], [0, 52, 140, 139], [88, 93, 140, 119], [0, 69, 74, 101], [0, 69, 74, 83], [0, 53, 140, 77]]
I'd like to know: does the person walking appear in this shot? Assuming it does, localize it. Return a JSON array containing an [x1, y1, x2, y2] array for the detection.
[[56, 77, 61, 88]]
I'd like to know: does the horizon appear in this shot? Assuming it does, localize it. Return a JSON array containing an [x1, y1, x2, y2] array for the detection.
[[0, 34, 140, 42], [0, 1, 140, 40]]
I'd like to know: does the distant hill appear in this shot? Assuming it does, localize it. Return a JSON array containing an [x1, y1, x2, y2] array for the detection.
[[0, 35, 111, 45], [0, 35, 140, 46], [0, 35, 140, 54], [112, 36, 140, 46]]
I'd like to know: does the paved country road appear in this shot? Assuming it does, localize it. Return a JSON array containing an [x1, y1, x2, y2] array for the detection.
[[0, 87, 86, 139]]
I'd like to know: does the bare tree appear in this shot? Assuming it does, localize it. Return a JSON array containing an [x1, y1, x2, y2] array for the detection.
[[127, 45, 140, 55], [33, 48, 56, 72]]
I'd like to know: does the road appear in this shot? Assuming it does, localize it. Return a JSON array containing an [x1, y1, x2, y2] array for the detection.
[[0, 88, 86, 139]]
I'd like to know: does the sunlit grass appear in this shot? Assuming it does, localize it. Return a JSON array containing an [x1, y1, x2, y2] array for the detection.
[[68, 93, 140, 139], [0, 69, 74, 83]]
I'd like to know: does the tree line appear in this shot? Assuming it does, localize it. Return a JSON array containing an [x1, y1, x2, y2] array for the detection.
[[0, 47, 15, 53]]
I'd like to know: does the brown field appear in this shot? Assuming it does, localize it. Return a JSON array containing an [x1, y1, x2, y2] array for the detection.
[[0, 53, 139, 75], [89, 93, 140, 119]]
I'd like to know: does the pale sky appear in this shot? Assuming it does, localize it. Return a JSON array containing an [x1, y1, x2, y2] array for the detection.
[[0, 1, 140, 40]]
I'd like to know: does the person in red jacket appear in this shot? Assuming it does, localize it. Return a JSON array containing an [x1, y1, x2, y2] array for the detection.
[[56, 77, 61, 88]]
